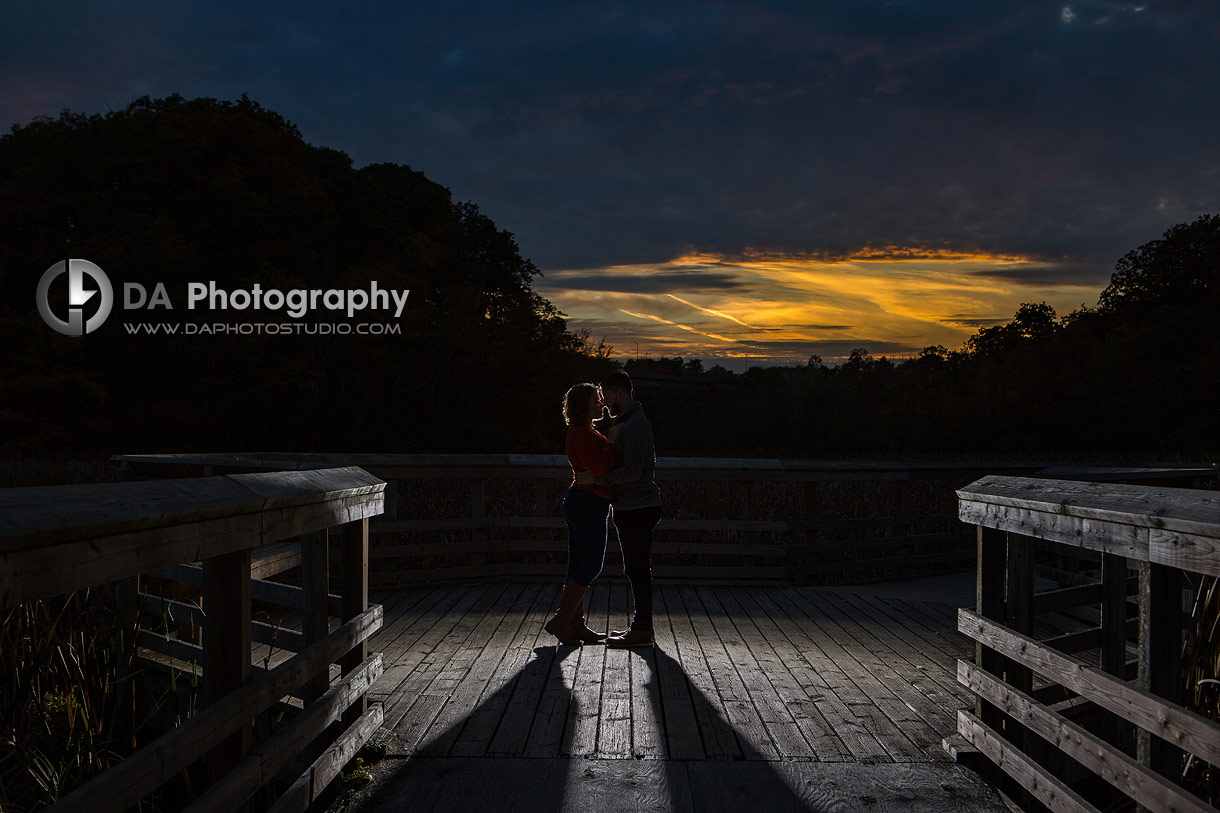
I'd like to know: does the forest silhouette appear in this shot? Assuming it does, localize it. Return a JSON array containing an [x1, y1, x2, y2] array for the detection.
[[1, 96, 1216, 461]]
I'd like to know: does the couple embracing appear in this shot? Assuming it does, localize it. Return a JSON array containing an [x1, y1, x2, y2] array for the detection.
[[546, 371, 662, 648]]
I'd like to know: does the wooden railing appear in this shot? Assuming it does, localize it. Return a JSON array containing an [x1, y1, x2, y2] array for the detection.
[[112, 454, 1215, 588], [954, 475, 1220, 813], [0, 466, 386, 812]]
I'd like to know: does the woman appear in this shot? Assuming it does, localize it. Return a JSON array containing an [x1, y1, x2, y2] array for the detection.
[[546, 383, 619, 645]]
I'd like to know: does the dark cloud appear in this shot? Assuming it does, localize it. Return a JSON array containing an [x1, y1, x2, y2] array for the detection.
[[962, 262, 1116, 288], [939, 316, 1009, 328], [536, 270, 752, 293], [3, 0, 1218, 276]]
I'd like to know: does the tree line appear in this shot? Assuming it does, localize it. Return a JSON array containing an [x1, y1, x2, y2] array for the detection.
[[628, 214, 1220, 461], [1, 95, 1214, 462]]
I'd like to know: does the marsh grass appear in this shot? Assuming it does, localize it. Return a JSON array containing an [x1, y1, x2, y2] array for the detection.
[[1185, 574, 1220, 803], [0, 587, 140, 811]]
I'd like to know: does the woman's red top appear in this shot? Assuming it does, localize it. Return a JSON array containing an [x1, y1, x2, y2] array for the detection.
[[566, 424, 615, 499]]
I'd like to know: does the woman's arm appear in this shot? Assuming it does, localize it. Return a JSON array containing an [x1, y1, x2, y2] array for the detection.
[[572, 426, 615, 476]]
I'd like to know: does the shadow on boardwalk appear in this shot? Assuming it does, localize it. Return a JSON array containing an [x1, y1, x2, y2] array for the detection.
[[342, 637, 1004, 812]]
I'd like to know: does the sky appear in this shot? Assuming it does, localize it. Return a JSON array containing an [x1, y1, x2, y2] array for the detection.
[[4, 1, 1218, 369]]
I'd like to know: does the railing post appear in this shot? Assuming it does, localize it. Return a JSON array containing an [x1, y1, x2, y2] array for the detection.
[[471, 478, 488, 567], [1005, 532, 1034, 694], [976, 525, 1005, 730], [382, 480, 398, 521], [302, 530, 330, 702], [1005, 531, 1037, 803], [1138, 561, 1185, 780], [535, 477, 550, 548], [342, 518, 369, 726], [796, 480, 818, 584], [203, 548, 252, 784], [1101, 552, 1134, 754]]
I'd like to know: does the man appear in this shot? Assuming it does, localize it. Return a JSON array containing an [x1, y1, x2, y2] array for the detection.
[[575, 370, 662, 647]]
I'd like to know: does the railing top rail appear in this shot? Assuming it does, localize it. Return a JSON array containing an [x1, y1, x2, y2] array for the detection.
[[958, 475, 1220, 574], [0, 466, 385, 606], [111, 453, 1216, 481]]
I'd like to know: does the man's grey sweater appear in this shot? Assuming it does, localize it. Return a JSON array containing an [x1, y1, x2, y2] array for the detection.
[[593, 400, 662, 510]]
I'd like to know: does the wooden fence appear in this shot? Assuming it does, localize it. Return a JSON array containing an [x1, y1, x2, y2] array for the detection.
[[0, 466, 386, 812], [954, 475, 1220, 812], [112, 454, 1215, 588]]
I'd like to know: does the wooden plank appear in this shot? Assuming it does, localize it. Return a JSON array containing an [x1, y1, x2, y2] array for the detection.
[[524, 583, 580, 751], [249, 541, 303, 580], [763, 587, 924, 760], [1006, 532, 1035, 698], [649, 586, 706, 760], [790, 549, 975, 577], [700, 587, 820, 759], [0, 467, 383, 606], [958, 608, 1220, 766], [341, 518, 369, 726], [957, 709, 1102, 813], [150, 564, 344, 616], [786, 588, 948, 760], [958, 476, 1220, 538], [369, 564, 510, 588], [449, 585, 555, 756], [960, 500, 1150, 561], [0, 466, 383, 550], [1139, 561, 1186, 776], [716, 587, 851, 761], [804, 590, 970, 739], [267, 704, 384, 812], [369, 513, 961, 536], [628, 638, 664, 758], [663, 584, 742, 758], [1032, 578, 1138, 614], [598, 607, 633, 758], [203, 549, 252, 782], [1150, 528, 1220, 577], [302, 530, 330, 702], [379, 585, 498, 733], [183, 654, 383, 813], [50, 604, 381, 813], [272, 706, 382, 811], [561, 585, 608, 758], [958, 661, 1216, 813], [409, 583, 519, 755], [977, 526, 1006, 731], [741, 587, 892, 762], [487, 602, 571, 756]]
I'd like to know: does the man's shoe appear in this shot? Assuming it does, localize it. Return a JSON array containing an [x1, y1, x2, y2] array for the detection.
[[605, 628, 654, 648], [572, 610, 608, 643]]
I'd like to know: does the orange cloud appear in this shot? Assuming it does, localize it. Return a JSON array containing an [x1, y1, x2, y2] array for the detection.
[[537, 249, 1103, 368]]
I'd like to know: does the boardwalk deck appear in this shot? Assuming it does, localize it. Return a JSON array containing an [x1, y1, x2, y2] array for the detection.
[[339, 578, 1011, 812]]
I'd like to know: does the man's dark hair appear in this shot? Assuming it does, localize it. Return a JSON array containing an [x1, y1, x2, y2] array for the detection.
[[599, 370, 632, 395]]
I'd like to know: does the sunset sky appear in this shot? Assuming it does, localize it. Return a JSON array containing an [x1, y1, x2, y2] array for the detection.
[[5, 2, 1218, 368]]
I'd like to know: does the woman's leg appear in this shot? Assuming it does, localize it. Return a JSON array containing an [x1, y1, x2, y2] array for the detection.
[[564, 490, 610, 642], [549, 489, 609, 644]]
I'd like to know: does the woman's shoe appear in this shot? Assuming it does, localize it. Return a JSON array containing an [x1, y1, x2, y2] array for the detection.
[[544, 613, 583, 645], [605, 628, 654, 648]]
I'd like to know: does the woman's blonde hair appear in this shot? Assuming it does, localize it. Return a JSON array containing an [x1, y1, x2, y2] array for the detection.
[[563, 383, 598, 426]]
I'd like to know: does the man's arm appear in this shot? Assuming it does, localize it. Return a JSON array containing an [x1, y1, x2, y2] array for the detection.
[[591, 420, 650, 486]]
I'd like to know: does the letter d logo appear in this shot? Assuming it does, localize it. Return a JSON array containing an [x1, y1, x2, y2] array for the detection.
[[37, 259, 113, 336]]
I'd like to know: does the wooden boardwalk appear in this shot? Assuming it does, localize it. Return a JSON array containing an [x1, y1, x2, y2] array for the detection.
[[340, 578, 1012, 812]]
